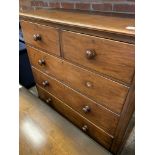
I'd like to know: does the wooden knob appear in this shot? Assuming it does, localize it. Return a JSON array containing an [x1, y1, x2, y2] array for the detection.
[[86, 50, 96, 59], [33, 34, 41, 41], [46, 98, 51, 103], [82, 125, 88, 132], [85, 81, 93, 88], [82, 106, 90, 113], [38, 59, 45, 66], [42, 80, 49, 87]]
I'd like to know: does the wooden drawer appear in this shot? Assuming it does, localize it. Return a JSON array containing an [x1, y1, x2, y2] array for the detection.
[[37, 85, 113, 149], [20, 21, 60, 56], [27, 46, 129, 114], [32, 67, 119, 136], [62, 31, 135, 84]]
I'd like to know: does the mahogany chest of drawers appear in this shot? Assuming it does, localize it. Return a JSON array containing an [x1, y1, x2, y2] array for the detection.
[[20, 9, 135, 155]]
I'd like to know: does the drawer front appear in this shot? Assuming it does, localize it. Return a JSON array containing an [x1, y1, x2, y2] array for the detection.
[[37, 85, 113, 149], [32, 67, 119, 136], [27, 46, 129, 114], [21, 21, 60, 56], [62, 31, 135, 84]]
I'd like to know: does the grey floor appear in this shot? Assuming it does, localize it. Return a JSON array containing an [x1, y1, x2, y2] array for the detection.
[[29, 86, 135, 155]]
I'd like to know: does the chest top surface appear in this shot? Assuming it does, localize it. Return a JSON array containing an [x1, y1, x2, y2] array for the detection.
[[20, 9, 135, 38]]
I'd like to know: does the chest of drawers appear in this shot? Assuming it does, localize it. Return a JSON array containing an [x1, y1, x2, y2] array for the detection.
[[20, 9, 135, 155]]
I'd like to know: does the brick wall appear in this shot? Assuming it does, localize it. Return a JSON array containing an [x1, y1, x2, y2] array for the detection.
[[20, 0, 135, 14]]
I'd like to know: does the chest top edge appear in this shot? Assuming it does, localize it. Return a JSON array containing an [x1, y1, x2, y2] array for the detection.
[[19, 9, 135, 44]]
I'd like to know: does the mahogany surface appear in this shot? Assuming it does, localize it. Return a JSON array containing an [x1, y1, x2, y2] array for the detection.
[[21, 20, 60, 56], [20, 9, 135, 155], [62, 30, 134, 84], [20, 9, 135, 37], [32, 67, 119, 136], [27, 46, 129, 114]]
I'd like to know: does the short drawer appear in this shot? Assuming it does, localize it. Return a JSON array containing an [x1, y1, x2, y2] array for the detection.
[[37, 85, 113, 149], [32, 67, 119, 136], [62, 31, 135, 84], [27, 46, 129, 114], [20, 21, 60, 56]]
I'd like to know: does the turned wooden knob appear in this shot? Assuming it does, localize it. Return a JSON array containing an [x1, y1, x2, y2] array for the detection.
[[85, 81, 93, 88], [86, 50, 96, 59], [82, 106, 90, 113], [38, 59, 45, 66], [46, 98, 51, 103], [82, 125, 88, 132], [42, 80, 49, 87], [33, 34, 41, 41]]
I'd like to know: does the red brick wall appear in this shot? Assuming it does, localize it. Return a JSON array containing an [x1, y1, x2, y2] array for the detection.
[[20, 0, 135, 14]]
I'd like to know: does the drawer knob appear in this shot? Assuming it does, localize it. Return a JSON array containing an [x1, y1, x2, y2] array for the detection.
[[82, 106, 90, 113], [86, 50, 96, 59], [85, 81, 93, 88], [82, 125, 88, 132], [42, 81, 49, 87], [46, 98, 51, 103], [33, 34, 41, 41], [38, 59, 45, 66]]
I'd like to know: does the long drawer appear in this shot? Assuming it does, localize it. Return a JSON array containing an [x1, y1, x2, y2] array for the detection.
[[32, 67, 119, 136], [27, 46, 129, 114], [37, 85, 113, 149], [62, 31, 135, 84], [21, 21, 60, 56]]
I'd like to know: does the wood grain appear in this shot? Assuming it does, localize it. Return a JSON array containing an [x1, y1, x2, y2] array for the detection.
[[20, 10, 135, 154], [21, 20, 60, 56], [19, 9, 135, 37], [111, 78, 135, 154], [37, 86, 113, 149], [27, 46, 129, 114], [62, 30, 135, 84], [32, 67, 119, 136]]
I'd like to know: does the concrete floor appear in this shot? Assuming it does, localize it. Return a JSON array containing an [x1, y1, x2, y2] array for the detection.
[[121, 127, 135, 155], [28, 86, 135, 155]]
